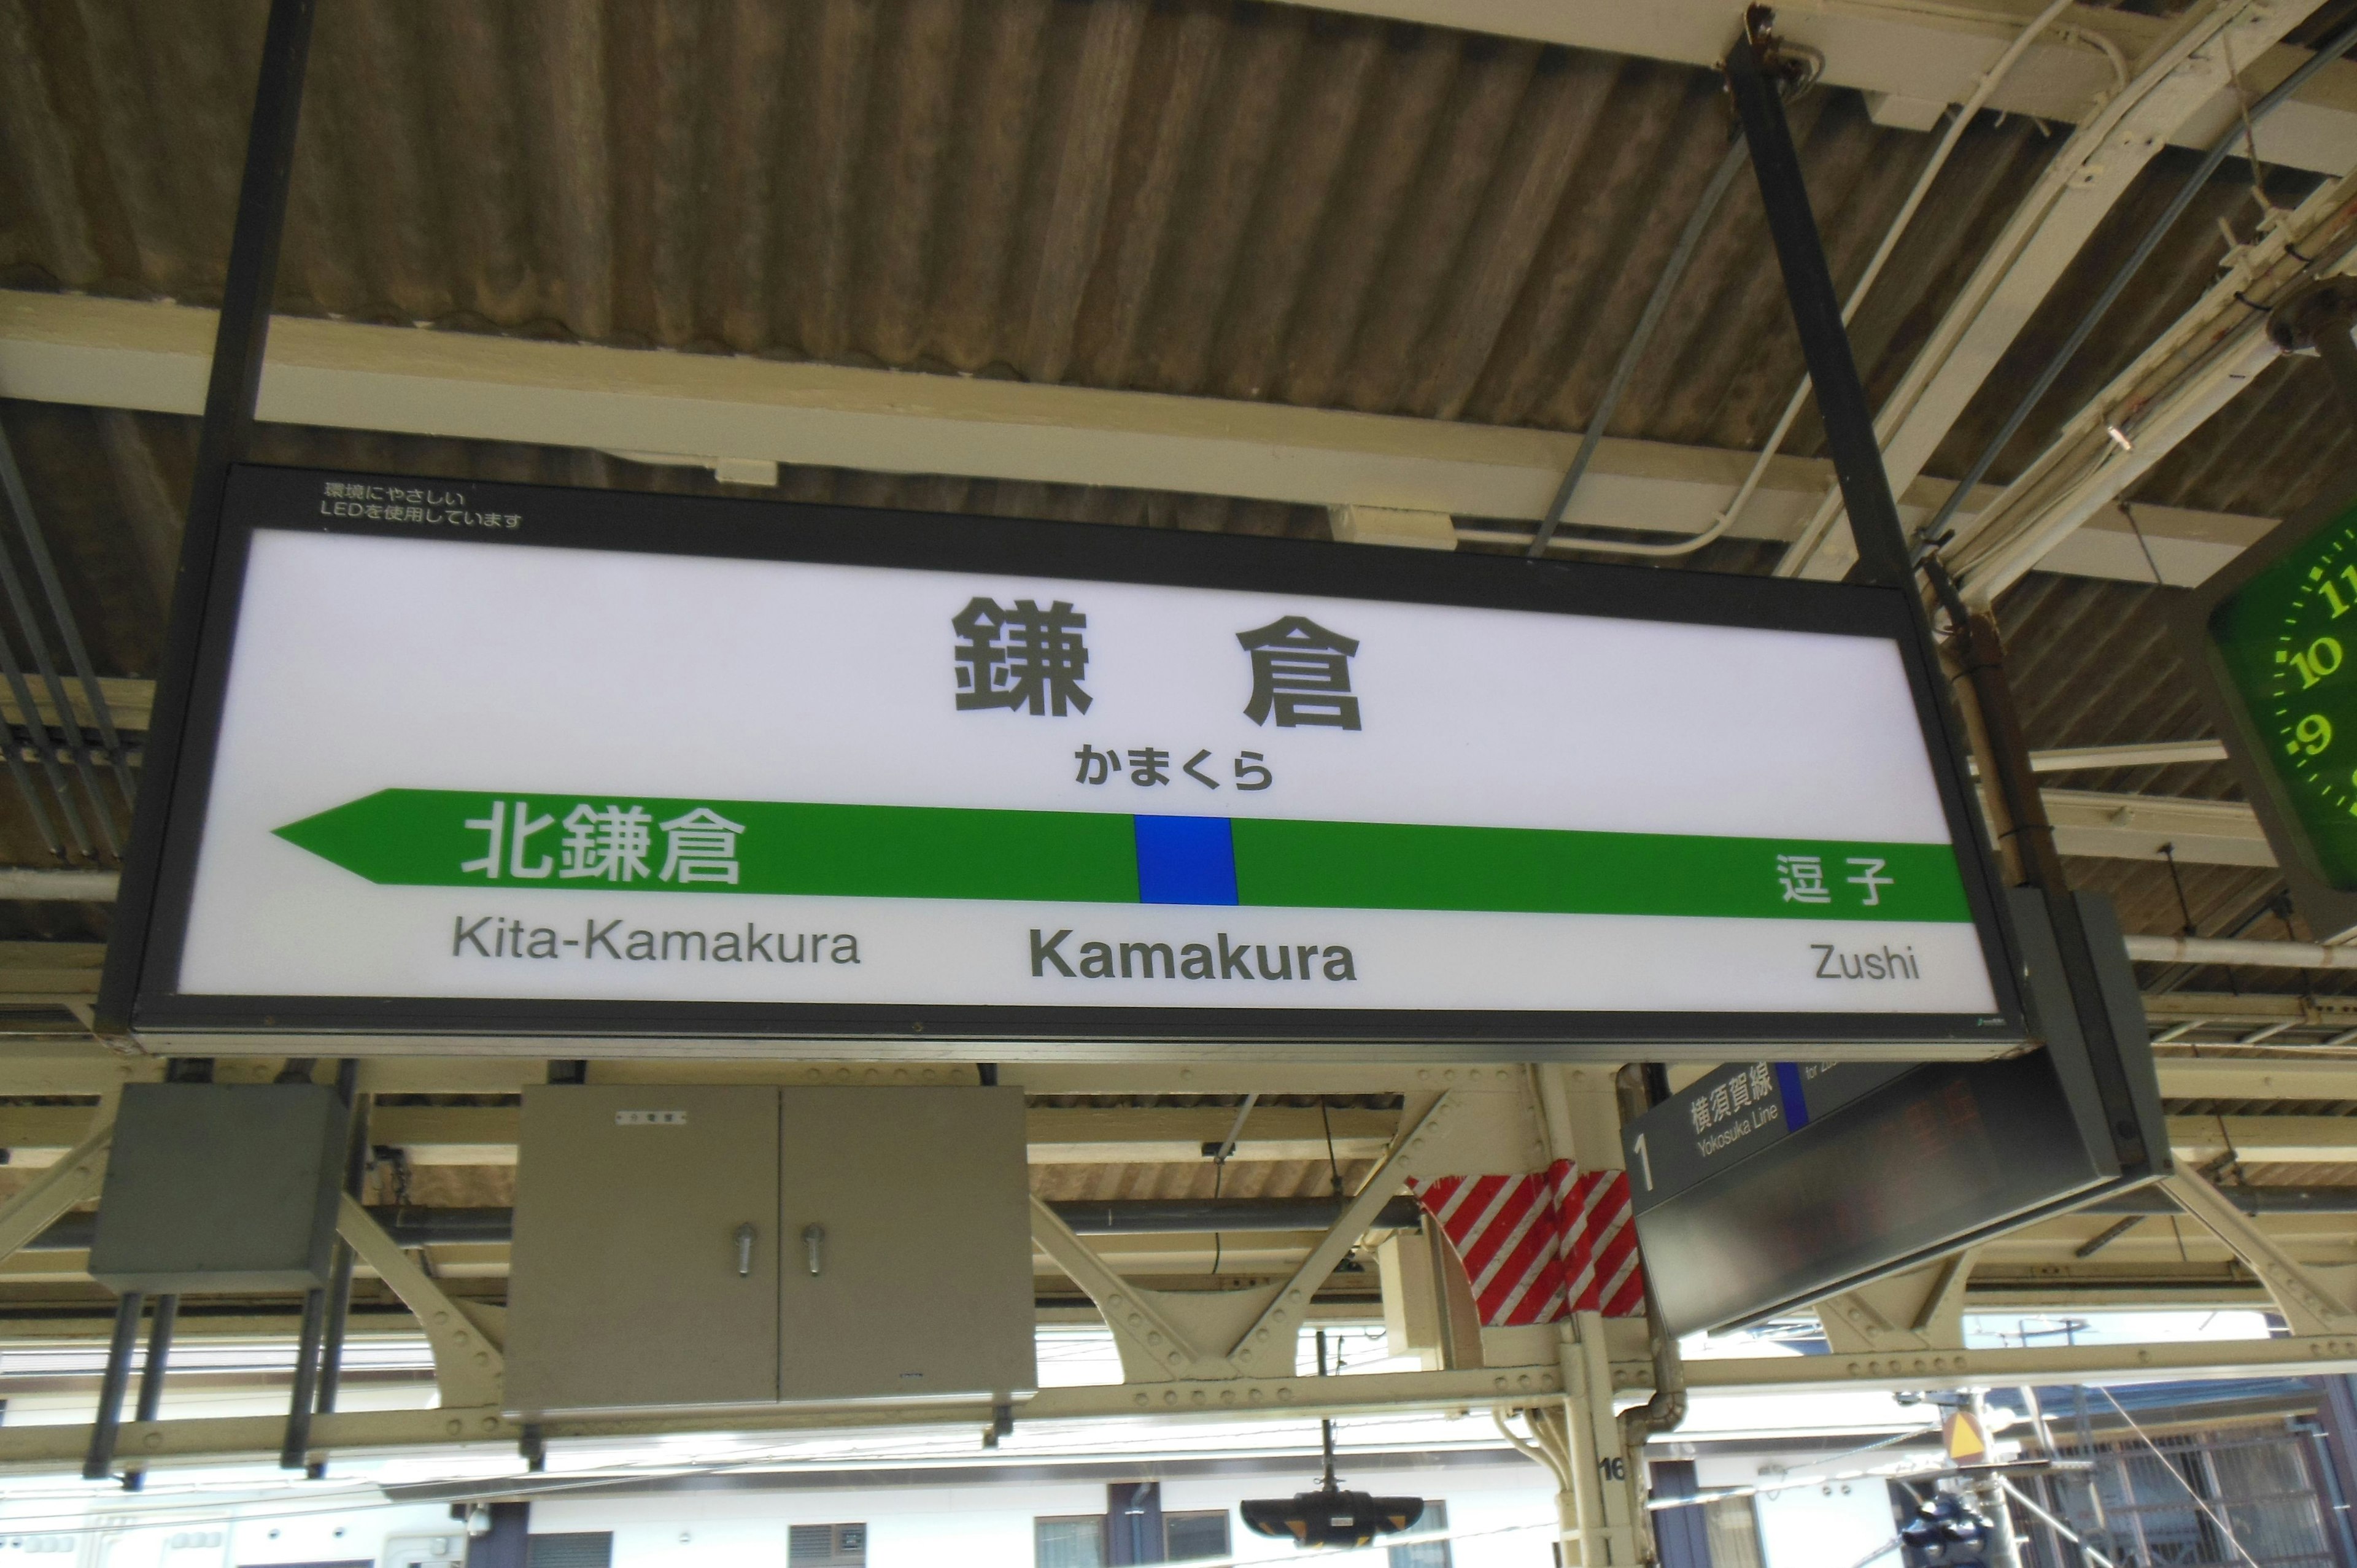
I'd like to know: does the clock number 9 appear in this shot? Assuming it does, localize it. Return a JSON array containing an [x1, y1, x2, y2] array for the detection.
[[2293, 636, 2346, 689], [2296, 713, 2335, 755]]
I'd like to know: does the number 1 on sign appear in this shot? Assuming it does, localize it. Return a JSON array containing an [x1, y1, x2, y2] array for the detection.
[[1633, 1132, 1652, 1192]]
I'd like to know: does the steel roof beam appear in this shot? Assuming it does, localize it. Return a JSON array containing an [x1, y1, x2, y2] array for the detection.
[[1778, 0, 2326, 581], [0, 292, 2267, 590], [1269, 0, 2357, 178]]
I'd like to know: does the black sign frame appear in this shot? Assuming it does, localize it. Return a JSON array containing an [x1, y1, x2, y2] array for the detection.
[[106, 464, 2028, 1056]]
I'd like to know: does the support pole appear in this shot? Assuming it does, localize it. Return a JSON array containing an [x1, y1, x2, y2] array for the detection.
[[1970, 1391, 2027, 1568], [308, 1061, 368, 1478], [1725, 9, 2153, 1178], [81, 1290, 144, 1481], [120, 1292, 177, 1492], [1722, 21, 1913, 595], [93, 0, 316, 1037], [279, 1285, 328, 1470]]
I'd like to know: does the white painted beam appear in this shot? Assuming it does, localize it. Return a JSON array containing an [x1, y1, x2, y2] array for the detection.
[[2154, 1052, 2357, 1100], [0, 293, 2272, 588], [2024, 739, 2228, 773], [2042, 788, 2275, 866], [1273, 1, 2357, 176], [1946, 152, 2357, 603], [1781, 0, 2326, 582], [1681, 1333, 2357, 1395], [0, 870, 117, 901]]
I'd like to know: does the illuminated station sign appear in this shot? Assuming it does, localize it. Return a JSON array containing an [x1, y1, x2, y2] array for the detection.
[[114, 466, 2023, 1052]]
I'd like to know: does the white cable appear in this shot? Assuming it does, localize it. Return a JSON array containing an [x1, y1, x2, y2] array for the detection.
[[1552, 0, 2075, 559]]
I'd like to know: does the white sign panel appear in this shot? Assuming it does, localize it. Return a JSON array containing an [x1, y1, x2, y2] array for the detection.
[[125, 468, 2019, 1048]]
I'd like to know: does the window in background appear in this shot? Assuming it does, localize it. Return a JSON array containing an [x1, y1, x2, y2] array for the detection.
[[1703, 1496, 1766, 1568], [1035, 1516, 1107, 1568], [788, 1524, 867, 1567], [1164, 1511, 1231, 1561], [522, 1535, 612, 1568], [1389, 1500, 1449, 1568]]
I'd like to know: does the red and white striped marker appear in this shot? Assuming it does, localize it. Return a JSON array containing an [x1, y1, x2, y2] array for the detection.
[[1409, 1159, 1645, 1325]]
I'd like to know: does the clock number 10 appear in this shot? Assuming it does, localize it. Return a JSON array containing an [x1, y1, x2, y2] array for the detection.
[[2294, 636, 2346, 689], [2320, 564, 2357, 617]]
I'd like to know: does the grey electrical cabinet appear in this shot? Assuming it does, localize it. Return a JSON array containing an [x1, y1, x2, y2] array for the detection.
[[503, 1085, 781, 1413], [505, 1085, 1035, 1417], [89, 1082, 346, 1294]]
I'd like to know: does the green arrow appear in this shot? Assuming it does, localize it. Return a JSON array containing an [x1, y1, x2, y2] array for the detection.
[[273, 788, 1974, 922], [275, 790, 1139, 904]]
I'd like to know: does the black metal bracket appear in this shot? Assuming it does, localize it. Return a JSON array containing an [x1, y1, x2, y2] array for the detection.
[[1722, 10, 1911, 592], [94, 0, 317, 1038], [1722, 9, 2154, 1173]]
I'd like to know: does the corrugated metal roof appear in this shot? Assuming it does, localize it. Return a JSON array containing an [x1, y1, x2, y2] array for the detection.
[[0, 0, 2347, 983], [0, 0, 2064, 449]]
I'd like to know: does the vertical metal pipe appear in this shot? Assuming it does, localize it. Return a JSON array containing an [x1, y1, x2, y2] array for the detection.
[[94, 0, 317, 1036], [0, 619, 86, 858], [0, 424, 134, 797], [1527, 136, 1752, 557], [120, 1292, 178, 1492], [0, 526, 115, 855], [0, 431, 68, 857], [82, 1290, 144, 1481], [279, 1284, 329, 1470], [2297, 1418, 2357, 1568], [308, 1061, 368, 1479], [0, 667, 60, 858]]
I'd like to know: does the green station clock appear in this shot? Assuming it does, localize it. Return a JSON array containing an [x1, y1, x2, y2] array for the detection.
[[2197, 482, 2357, 914]]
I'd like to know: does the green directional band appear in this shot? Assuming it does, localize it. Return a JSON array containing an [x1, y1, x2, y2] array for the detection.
[[1228, 817, 1969, 922], [272, 789, 1972, 923]]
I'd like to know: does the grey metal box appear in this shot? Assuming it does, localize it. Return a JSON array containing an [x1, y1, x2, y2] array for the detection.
[[89, 1083, 346, 1293], [505, 1085, 1035, 1416], [505, 1084, 783, 1415], [778, 1086, 1035, 1405]]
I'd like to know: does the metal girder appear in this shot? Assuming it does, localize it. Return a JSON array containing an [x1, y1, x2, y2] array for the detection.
[[2027, 740, 2230, 773], [14, 1332, 2357, 1473], [1948, 154, 2357, 602], [1024, 1093, 1452, 1382], [1268, 1, 2357, 177], [0, 1119, 109, 1262], [1816, 1251, 1977, 1355], [0, 869, 119, 900], [2170, 1116, 2357, 1164], [0, 676, 152, 733], [0, 292, 2267, 589], [0, 1362, 1586, 1474], [2152, 1050, 2357, 1099], [1782, 0, 2324, 582], [2129, 934, 2357, 969], [0, 1102, 1403, 1166], [1683, 1332, 2357, 1394], [1, 1053, 2352, 1132], [332, 1194, 503, 1410], [2164, 1167, 2357, 1335], [0, 1049, 1543, 1099], [2042, 790, 2273, 867]]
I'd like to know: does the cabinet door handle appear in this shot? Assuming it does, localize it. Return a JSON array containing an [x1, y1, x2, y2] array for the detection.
[[803, 1222, 825, 1277], [734, 1222, 756, 1278]]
